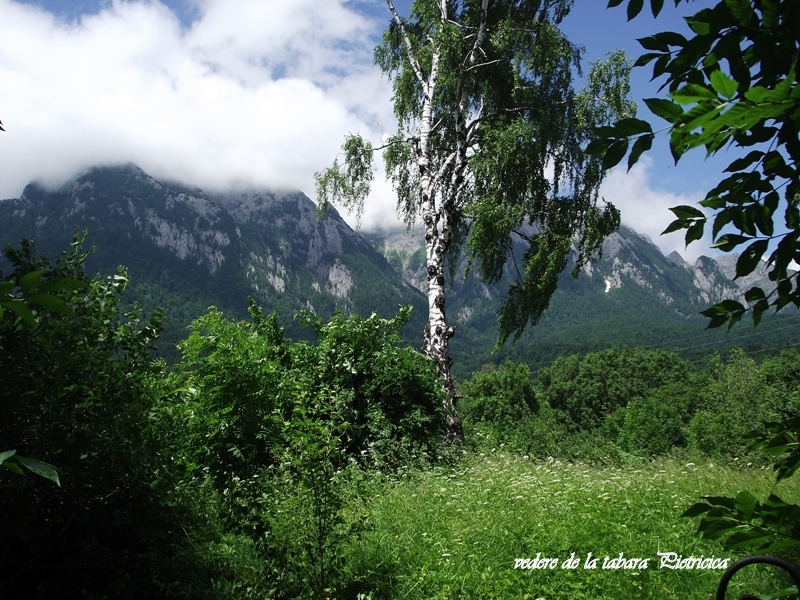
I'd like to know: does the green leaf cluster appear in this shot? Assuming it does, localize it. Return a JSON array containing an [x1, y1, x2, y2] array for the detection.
[[458, 361, 541, 451], [0, 449, 60, 486], [679, 352, 800, 570], [151, 302, 445, 597], [0, 236, 183, 598], [592, 0, 800, 330], [169, 302, 444, 478], [537, 347, 697, 432]]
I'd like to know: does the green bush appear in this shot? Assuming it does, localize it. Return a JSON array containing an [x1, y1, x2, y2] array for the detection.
[[615, 382, 697, 456], [0, 237, 197, 598], [619, 393, 686, 456], [537, 347, 698, 432], [296, 306, 445, 467], [159, 303, 445, 598], [459, 361, 539, 451], [688, 349, 776, 459]]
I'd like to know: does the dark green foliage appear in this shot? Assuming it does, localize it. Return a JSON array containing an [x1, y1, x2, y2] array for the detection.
[[593, 0, 800, 330], [459, 361, 540, 451], [688, 349, 782, 459], [682, 360, 800, 559], [276, 384, 362, 598], [0, 450, 60, 486], [0, 232, 446, 598], [0, 237, 198, 599], [537, 347, 698, 432], [295, 306, 446, 465], [155, 302, 445, 598], [170, 303, 444, 477], [169, 302, 287, 488], [460, 361, 538, 425], [455, 345, 800, 463], [618, 385, 690, 455], [759, 349, 800, 418]]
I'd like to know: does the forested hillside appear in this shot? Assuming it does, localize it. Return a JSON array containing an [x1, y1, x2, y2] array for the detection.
[[368, 225, 799, 378], [0, 164, 427, 359]]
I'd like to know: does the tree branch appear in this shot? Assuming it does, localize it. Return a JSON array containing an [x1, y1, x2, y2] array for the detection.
[[386, 0, 426, 87], [470, 0, 491, 65], [432, 149, 458, 194], [374, 136, 416, 152], [465, 58, 503, 73], [511, 228, 532, 242]]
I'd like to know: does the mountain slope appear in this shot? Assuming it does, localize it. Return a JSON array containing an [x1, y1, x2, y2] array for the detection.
[[0, 164, 426, 357], [366, 225, 798, 379], [2, 163, 796, 379]]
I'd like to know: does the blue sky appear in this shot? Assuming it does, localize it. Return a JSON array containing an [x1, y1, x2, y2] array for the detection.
[[1, 0, 723, 261]]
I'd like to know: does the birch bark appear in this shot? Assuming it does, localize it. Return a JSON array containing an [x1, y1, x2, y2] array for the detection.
[[389, 0, 461, 438], [317, 0, 634, 441]]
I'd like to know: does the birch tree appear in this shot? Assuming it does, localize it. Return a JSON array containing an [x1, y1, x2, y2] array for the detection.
[[315, 0, 635, 439]]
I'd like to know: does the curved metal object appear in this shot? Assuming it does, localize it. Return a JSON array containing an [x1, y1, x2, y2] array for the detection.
[[716, 555, 800, 600]]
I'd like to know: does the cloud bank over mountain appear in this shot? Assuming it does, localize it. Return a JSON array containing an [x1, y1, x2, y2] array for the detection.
[[0, 0, 713, 259], [0, 0, 392, 218]]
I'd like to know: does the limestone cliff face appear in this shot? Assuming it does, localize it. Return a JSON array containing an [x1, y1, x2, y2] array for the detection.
[[366, 223, 775, 329], [0, 164, 425, 329], [713, 253, 775, 295], [592, 229, 745, 312], [14, 164, 236, 275], [364, 227, 427, 293]]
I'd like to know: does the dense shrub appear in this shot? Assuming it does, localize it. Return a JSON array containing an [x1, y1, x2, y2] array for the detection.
[[169, 303, 444, 475], [537, 347, 698, 432], [613, 381, 698, 456], [0, 238, 196, 599], [458, 361, 572, 456], [688, 349, 777, 459], [462, 362, 537, 418], [619, 388, 687, 455], [295, 307, 445, 466], [157, 302, 445, 598]]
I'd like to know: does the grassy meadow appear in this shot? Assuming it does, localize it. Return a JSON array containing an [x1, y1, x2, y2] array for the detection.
[[338, 453, 800, 600]]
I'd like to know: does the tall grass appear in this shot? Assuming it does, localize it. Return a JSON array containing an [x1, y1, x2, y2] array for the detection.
[[342, 453, 800, 599]]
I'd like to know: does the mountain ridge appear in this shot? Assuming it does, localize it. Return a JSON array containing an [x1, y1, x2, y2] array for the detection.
[[1, 163, 796, 378], [0, 164, 427, 356]]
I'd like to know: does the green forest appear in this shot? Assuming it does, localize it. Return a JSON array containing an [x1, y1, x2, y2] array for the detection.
[[2, 238, 800, 599]]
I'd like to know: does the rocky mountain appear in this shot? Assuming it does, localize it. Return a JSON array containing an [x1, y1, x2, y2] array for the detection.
[[369, 225, 761, 311], [1, 163, 795, 379], [0, 164, 426, 356], [366, 224, 796, 379]]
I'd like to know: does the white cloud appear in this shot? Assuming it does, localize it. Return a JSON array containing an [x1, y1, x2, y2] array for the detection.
[[599, 156, 714, 264], [0, 0, 401, 228], [0, 0, 725, 245]]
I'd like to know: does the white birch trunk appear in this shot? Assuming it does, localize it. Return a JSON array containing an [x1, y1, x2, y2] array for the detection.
[[387, 0, 462, 439], [421, 50, 462, 440], [420, 182, 460, 439]]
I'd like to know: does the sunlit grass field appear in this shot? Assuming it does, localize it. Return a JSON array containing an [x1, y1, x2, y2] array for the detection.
[[342, 453, 800, 599]]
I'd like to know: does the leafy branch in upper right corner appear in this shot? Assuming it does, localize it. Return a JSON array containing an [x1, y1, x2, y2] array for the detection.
[[589, 0, 800, 330]]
